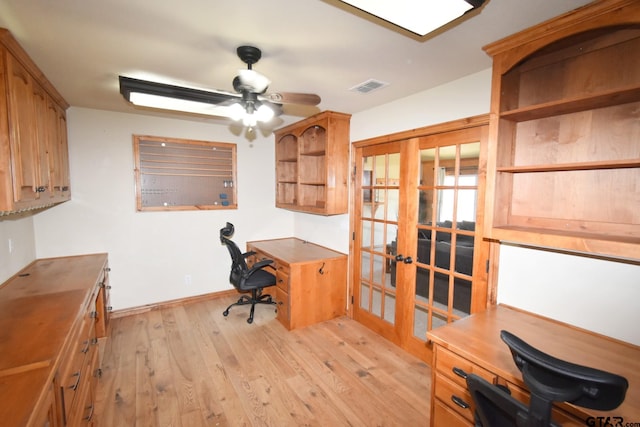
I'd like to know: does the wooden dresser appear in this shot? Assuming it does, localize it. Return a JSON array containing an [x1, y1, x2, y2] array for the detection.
[[246, 238, 347, 330], [428, 305, 640, 426], [0, 253, 110, 426]]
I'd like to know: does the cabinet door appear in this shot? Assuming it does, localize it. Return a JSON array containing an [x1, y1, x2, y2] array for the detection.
[[32, 80, 53, 200], [6, 54, 40, 205], [47, 98, 71, 202]]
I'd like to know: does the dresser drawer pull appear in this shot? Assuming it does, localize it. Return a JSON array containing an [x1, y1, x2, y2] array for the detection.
[[81, 340, 91, 354], [452, 367, 468, 379], [69, 371, 82, 391], [451, 395, 470, 409]]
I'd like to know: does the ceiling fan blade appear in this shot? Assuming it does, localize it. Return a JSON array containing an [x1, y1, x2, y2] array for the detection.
[[263, 92, 321, 105], [237, 69, 271, 93]]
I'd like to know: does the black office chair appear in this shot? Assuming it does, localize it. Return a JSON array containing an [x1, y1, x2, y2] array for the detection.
[[467, 330, 628, 427], [220, 222, 277, 324]]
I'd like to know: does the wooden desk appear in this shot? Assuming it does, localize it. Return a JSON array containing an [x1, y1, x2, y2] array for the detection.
[[247, 238, 347, 330], [427, 305, 640, 427]]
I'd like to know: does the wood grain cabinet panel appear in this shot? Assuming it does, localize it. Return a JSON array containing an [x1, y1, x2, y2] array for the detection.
[[0, 28, 70, 214]]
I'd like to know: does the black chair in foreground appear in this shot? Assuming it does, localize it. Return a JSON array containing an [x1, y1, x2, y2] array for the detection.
[[467, 330, 628, 427], [220, 222, 276, 324]]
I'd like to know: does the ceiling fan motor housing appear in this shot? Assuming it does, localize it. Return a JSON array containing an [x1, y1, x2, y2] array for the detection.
[[237, 45, 261, 68]]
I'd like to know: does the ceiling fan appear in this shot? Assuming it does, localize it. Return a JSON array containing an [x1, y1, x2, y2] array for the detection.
[[119, 45, 321, 128]]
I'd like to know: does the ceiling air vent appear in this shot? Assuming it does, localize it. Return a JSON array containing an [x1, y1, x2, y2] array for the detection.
[[350, 79, 389, 94]]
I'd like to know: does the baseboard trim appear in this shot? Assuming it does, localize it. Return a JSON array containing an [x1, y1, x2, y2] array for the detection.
[[111, 289, 238, 319]]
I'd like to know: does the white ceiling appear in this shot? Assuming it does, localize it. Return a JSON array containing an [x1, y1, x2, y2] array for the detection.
[[0, 0, 593, 129]]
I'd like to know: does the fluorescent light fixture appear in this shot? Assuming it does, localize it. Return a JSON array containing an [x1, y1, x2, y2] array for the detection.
[[119, 76, 278, 126], [339, 0, 486, 36]]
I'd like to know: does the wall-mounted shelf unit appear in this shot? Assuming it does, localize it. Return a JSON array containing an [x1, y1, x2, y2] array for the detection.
[[274, 111, 351, 215], [483, 0, 640, 260]]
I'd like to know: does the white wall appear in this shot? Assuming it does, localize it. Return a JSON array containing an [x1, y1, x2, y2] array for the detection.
[[0, 215, 36, 283], [498, 244, 640, 345], [33, 107, 294, 309]]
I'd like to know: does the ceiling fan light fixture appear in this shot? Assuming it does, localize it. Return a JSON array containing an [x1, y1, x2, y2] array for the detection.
[[339, 0, 485, 36]]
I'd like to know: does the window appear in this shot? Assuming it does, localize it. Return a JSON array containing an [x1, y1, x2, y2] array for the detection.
[[133, 135, 237, 211]]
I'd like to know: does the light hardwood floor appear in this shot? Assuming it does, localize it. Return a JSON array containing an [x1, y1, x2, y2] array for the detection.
[[94, 294, 431, 426]]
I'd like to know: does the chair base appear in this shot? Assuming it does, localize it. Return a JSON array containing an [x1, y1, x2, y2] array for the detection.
[[222, 288, 277, 324]]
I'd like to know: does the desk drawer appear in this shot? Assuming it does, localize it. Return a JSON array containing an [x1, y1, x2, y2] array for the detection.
[[435, 346, 495, 388], [276, 267, 289, 292], [434, 372, 475, 423], [503, 380, 585, 426], [276, 287, 289, 326], [433, 397, 472, 427], [59, 315, 93, 421]]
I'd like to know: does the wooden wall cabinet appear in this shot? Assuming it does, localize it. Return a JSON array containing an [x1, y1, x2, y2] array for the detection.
[[483, 0, 640, 259], [0, 28, 71, 215], [274, 111, 351, 215], [0, 254, 110, 427], [247, 238, 347, 330]]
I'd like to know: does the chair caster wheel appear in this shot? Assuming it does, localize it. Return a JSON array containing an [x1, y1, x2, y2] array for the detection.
[[247, 317, 253, 324], [223, 310, 229, 317]]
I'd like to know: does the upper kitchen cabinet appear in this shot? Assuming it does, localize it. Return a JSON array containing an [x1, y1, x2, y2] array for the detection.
[[483, 0, 640, 260], [0, 28, 70, 215], [275, 111, 351, 215]]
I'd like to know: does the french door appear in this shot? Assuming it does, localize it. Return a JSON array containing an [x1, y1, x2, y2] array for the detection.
[[352, 120, 490, 361]]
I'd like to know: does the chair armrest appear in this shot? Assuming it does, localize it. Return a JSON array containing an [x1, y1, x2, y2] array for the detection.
[[250, 259, 274, 271], [241, 250, 257, 259], [244, 258, 274, 280]]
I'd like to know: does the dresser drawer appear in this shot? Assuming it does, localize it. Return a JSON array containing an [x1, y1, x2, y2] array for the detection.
[[435, 346, 495, 387]]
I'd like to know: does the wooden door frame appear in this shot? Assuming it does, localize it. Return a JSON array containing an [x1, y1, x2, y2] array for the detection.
[[348, 114, 496, 363]]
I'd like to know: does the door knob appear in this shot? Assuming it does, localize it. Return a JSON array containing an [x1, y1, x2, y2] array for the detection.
[[403, 256, 413, 264], [395, 254, 405, 262]]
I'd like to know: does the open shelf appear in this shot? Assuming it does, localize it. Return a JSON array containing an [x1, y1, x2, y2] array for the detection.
[[274, 111, 351, 215], [483, 1, 640, 259]]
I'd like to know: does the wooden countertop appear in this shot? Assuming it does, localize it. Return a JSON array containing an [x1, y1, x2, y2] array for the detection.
[[0, 253, 108, 426], [247, 238, 346, 264], [428, 304, 640, 422]]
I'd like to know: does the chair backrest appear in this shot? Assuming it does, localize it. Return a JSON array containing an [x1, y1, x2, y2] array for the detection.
[[500, 330, 628, 411], [468, 331, 628, 427], [219, 222, 249, 287]]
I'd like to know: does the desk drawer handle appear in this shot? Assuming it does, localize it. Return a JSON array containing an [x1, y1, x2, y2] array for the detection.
[[69, 371, 82, 391], [452, 367, 468, 379], [83, 403, 95, 421], [451, 395, 470, 409]]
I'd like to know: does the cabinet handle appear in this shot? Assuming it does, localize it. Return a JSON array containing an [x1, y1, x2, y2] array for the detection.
[[451, 395, 470, 409], [69, 371, 81, 391], [36, 186, 46, 193], [81, 340, 90, 354], [452, 367, 468, 379], [62, 186, 69, 191], [89, 311, 98, 319]]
